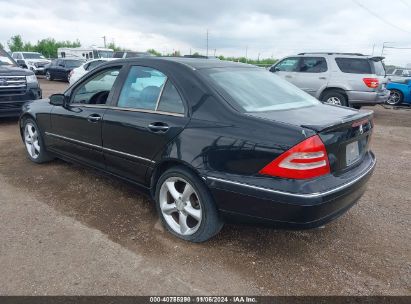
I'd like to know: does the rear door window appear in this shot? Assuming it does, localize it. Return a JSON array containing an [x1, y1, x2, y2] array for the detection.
[[117, 66, 167, 110], [335, 58, 372, 74], [298, 57, 327, 73], [157, 81, 185, 114]]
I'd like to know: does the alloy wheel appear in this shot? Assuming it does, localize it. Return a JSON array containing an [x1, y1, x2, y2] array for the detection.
[[159, 177, 202, 236], [326, 96, 342, 105], [46, 72, 51, 80], [387, 91, 401, 105], [24, 122, 40, 159]]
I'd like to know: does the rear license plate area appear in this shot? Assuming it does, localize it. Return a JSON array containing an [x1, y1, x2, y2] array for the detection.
[[346, 141, 360, 166]]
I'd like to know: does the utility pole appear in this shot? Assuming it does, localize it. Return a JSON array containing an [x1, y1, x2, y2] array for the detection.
[[372, 44, 375, 56], [101, 36, 106, 48], [206, 29, 209, 57]]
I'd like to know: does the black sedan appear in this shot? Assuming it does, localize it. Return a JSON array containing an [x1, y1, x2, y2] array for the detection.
[[45, 59, 83, 82], [19, 58, 376, 242]]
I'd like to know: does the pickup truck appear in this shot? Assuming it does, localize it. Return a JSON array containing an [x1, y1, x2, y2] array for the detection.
[[0, 48, 42, 117]]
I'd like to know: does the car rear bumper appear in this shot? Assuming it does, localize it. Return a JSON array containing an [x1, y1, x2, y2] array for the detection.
[[206, 151, 376, 227], [347, 89, 390, 105], [0, 88, 42, 117]]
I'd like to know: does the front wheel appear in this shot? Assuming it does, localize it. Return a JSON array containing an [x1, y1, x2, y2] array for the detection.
[[22, 118, 53, 163], [155, 166, 223, 242], [45, 71, 53, 81], [386, 90, 403, 105]]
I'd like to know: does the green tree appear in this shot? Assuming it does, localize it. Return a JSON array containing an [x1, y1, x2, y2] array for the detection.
[[106, 41, 124, 52], [7, 35, 24, 52], [147, 48, 162, 56]]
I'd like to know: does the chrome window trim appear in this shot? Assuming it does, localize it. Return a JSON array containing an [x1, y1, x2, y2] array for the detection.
[[154, 79, 167, 111], [68, 104, 184, 117], [44, 132, 155, 164], [207, 158, 376, 199]]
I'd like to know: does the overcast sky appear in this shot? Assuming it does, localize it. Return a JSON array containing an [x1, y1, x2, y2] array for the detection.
[[1, 0, 411, 66]]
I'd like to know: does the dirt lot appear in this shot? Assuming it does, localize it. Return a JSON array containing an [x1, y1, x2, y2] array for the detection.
[[0, 78, 410, 295]]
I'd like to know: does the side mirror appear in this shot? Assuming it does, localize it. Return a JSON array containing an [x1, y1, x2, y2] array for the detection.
[[59, 64, 65, 67], [16, 59, 25, 67], [270, 66, 280, 72], [49, 94, 66, 106]]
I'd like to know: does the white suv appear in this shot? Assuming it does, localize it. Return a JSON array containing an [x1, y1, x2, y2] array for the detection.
[[270, 52, 390, 108], [12, 52, 51, 75]]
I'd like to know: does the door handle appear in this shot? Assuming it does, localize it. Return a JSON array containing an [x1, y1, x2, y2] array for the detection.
[[148, 122, 169, 132], [285, 75, 293, 78], [87, 114, 102, 123], [319, 76, 327, 80]]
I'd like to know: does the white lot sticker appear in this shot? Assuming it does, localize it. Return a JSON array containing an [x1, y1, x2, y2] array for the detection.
[[346, 141, 360, 166]]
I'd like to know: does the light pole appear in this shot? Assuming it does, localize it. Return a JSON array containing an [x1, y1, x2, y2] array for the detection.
[[101, 36, 107, 48]]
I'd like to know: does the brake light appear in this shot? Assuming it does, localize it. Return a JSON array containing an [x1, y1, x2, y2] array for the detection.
[[259, 135, 330, 179], [363, 78, 379, 88]]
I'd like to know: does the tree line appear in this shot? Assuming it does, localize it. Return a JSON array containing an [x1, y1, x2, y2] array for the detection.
[[2, 34, 277, 66]]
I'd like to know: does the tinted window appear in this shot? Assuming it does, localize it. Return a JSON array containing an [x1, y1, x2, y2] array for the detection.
[[373, 61, 386, 76], [72, 68, 120, 105], [335, 58, 372, 74], [394, 69, 403, 76], [0, 49, 16, 66], [65, 60, 83, 68], [274, 57, 300, 72], [113, 51, 125, 58], [202, 68, 319, 112], [117, 66, 167, 110], [299, 57, 327, 73], [157, 81, 184, 114]]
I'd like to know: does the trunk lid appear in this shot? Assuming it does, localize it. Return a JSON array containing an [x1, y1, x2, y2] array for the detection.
[[247, 103, 373, 174]]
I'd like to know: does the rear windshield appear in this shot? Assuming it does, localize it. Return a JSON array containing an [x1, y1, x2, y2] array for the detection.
[[201, 67, 320, 112]]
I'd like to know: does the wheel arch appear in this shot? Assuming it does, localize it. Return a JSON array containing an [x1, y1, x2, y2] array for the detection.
[[149, 158, 205, 198], [319, 87, 349, 101]]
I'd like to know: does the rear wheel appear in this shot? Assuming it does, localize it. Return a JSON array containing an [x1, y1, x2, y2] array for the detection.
[[386, 90, 403, 105], [155, 166, 223, 242], [321, 90, 348, 107]]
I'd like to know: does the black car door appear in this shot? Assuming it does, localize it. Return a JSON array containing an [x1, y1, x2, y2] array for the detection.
[[102, 65, 189, 185], [47, 65, 124, 169]]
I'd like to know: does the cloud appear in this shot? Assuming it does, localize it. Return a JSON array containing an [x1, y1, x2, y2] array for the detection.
[[0, 0, 410, 65]]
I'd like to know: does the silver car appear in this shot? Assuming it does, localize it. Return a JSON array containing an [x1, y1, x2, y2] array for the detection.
[[270, 52, 390, 108]]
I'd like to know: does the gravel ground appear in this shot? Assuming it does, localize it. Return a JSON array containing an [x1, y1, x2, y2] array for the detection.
[[0, 78, 409, 295]]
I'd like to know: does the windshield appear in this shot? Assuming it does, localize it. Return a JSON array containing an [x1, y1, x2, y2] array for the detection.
[[97, 50, 113, 58], [202, 68, 320, 112], [65, 60, 83, 68], [23, 52, 45, 59], [0, 49, 16, 66]]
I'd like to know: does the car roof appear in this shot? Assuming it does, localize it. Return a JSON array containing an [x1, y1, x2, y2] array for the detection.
[[109, 57, 255, 70]]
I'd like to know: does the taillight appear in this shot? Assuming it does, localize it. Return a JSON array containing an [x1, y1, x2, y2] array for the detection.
[[363, 78, 379, 89], [259, 135, 330, 179]]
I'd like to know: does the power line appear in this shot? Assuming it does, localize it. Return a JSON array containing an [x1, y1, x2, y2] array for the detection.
[[352, 0, 411, 34]]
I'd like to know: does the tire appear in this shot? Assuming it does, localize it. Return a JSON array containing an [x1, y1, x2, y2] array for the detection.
[[386, 89, 403, 106], [321, 90, 348, 107], [155, 166, 223, 242], [45, 71, 53, 81], [21, 118, 53, 164]]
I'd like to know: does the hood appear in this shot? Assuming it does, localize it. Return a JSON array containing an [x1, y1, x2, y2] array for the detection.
[[0, 65, 34, 76], [247, 103, 373, 132]]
